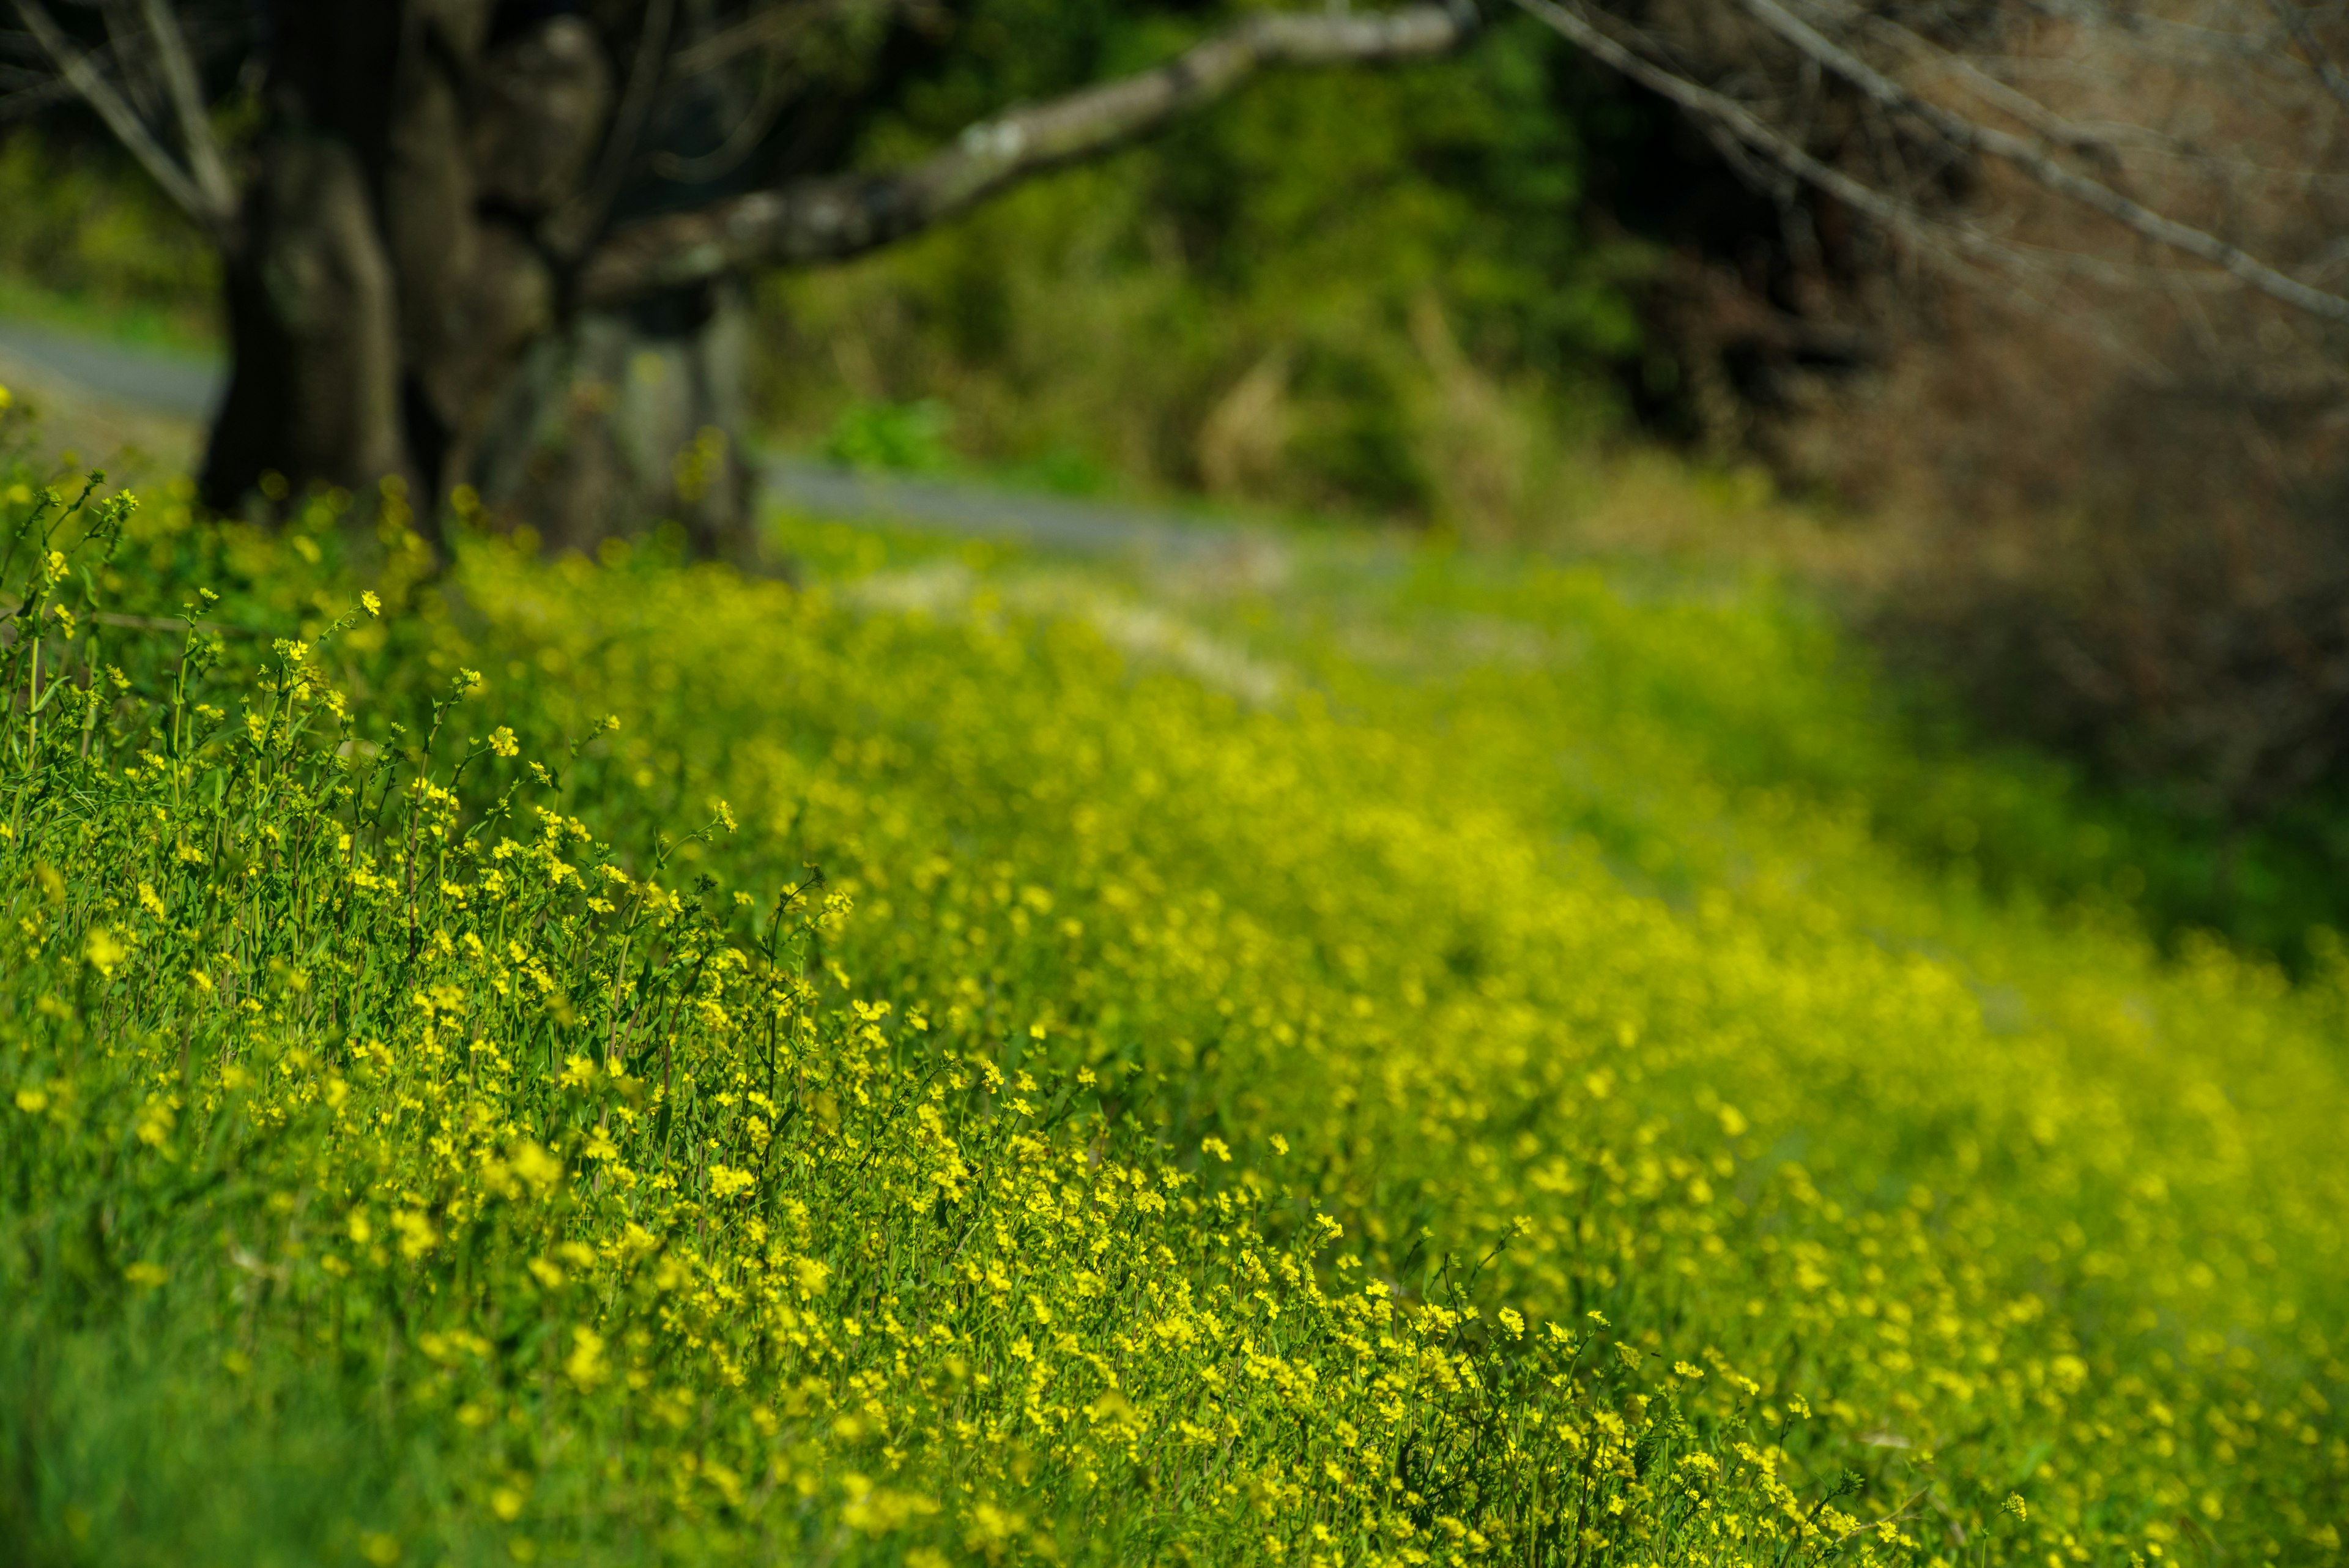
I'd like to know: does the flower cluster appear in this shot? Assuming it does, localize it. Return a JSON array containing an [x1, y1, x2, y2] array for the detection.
[[0, 463, 2340, 1565]]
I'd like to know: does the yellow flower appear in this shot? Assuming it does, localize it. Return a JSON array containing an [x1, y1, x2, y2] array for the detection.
[[391, 1209, 437, 1259], [83, 927, 128, 976], [14, 1087, 47, 1114], [361, 590, 382, 616], [563, 1326, 607, 1390], [508, 1140, 563, 1195], [489, 726, 519, 758]]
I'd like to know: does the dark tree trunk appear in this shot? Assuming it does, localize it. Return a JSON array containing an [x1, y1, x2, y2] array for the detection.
[[205, 132, 409, 511], [172, 0, 1474, 552], [466, 281, 754, 558], [199, 2, 754, 552]]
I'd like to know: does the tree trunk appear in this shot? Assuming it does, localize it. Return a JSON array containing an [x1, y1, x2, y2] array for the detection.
[[199, 4, 755, 554], [177, 1, 1478, 552], [204, 132, 410, 514], [466, 281, 753, 559]]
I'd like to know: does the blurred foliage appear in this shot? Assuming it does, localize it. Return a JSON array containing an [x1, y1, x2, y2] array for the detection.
[[822, 398, 957, 473], [0, 130, 218, 349], [758, 7, 1653, 525]]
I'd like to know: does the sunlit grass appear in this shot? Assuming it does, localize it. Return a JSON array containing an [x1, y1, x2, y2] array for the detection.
[[0, 436, 2342, 1566]]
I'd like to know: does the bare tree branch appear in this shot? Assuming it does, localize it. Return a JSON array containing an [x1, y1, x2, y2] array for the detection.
[[136, 0, 235, 220], [670, 0, 922, 77], [2266, 0, 2349, 116], [0, 72, 81, 121], [11, 0, 226, 230], [1731, 0, 2349, 322], [650, 72, 788, 183], [577, 1, 1478, 305], [1860, 11, 2112, 158], [547, 0, 676, 259], [1509, 0, 2189, 379], [653, 0, 924, 184], [1513, 0, 1947, 248]]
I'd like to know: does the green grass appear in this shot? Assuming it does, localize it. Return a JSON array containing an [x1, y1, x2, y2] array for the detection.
[[0, 430, 2342, 1567], [0, 133, 220, 356], [0, 277, 220, 360]]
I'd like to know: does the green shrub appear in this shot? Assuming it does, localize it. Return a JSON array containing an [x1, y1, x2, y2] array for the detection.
[[0, 131, 218, 347], [823, 400, 958, 474]]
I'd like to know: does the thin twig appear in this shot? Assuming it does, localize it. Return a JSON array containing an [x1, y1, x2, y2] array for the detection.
[[546, 0, 675, 260], [577, 1, 1479, 302], [1508, 0, 2179, 379], [12, 0, 225, 231], [1857, 8, 2112, 157], [1512, 0, 1953, 250], [135, 0, 237, 221], [1731, 0, 2349, 323], [2266, 0, 2349, 115], [1825, 1485, 1933, 1550], [0, 601, 266, 637]]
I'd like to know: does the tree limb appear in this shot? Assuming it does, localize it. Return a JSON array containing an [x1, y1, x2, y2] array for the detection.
[[12, 0, 228, 232], [2266, 0, 2349, 117], [670, 0, 914, 78], [1729, 0, 2349, 324], [547, 0, 676, 259], [134, 0, 236, 221], [1858, 10, 2112, 160], [1512, 0, 1948, 253], [1508, 0, 2180, 379], [577, 1, 1478, 306], [0, 74, 82, 122]]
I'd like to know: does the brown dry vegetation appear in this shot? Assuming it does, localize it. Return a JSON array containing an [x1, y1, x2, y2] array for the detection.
[[1647, 0, 2349, 823]]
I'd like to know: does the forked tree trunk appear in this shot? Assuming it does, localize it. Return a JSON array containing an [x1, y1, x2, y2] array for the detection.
[[199, 5, 754, 554], [465, 283, 753, 558], [169, 1, 1477, 552]]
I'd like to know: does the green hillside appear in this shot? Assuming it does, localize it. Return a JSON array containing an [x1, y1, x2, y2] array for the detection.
[[1, 432, 2343, 1566]]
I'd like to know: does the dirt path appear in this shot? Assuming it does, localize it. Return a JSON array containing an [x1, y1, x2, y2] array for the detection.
[[0, 316, 1260, 562]]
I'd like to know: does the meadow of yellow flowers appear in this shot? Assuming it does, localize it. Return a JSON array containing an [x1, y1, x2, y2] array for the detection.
[[0, 445, 2343, 1566]]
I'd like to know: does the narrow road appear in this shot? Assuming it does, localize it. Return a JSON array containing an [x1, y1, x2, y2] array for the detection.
[[0, 318, 1253, 560], [0, 319, 221, 421]]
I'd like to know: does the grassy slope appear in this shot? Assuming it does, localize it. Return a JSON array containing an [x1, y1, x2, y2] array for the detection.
[[0, 462, 2343, 1566]]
